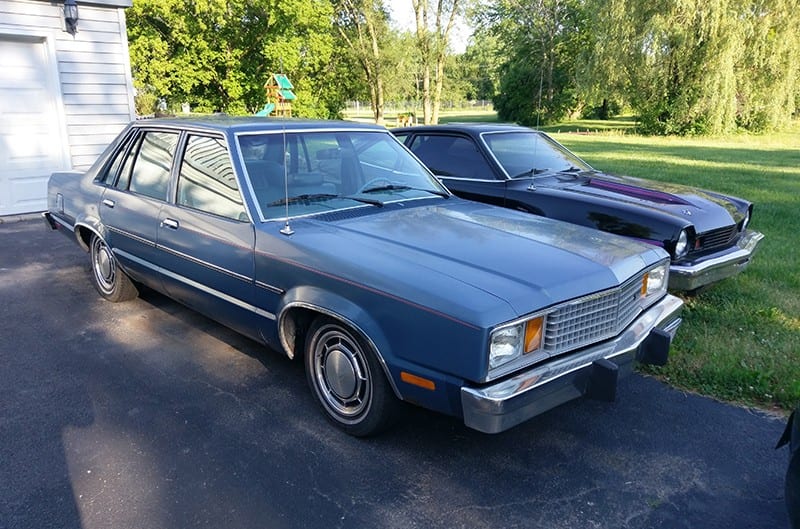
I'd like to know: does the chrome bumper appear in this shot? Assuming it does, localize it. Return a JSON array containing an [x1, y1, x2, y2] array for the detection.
[[461, 294, 683, 434], [669, 230, 764, 291]]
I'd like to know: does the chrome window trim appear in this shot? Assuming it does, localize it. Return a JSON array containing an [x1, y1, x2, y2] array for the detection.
[[178, 132, 253, 224]]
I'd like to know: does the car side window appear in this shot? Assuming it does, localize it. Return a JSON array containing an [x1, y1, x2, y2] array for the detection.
[[128, 131, 179, 200], [97, 143, 127, 186], [177, 135, 247, 221], [408, 135, 494, 179]]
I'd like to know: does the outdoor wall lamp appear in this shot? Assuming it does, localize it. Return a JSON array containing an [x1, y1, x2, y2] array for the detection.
[[64, 0, 79, 35]]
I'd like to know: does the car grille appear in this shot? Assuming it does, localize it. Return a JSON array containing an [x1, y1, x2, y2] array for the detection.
[[542, 275, 644, 356], [697, 225, 737, 252]]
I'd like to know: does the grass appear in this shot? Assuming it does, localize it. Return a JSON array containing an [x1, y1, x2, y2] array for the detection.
[[373, 109, 800, 413]]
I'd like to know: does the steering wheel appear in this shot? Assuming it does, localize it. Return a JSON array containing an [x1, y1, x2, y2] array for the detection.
[[357, 177, 394, 194]]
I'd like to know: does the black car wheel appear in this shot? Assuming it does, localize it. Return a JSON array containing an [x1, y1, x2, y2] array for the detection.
[[304, 316, 400, 436], [90, 234, 138, 302]]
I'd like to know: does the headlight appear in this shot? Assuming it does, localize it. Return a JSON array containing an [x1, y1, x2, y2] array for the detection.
[[489, 325, 522, 369], [489, 317, 545, 370], [674, 229, 689, 258], [741, 211, 750, 231], [643, 262, 669, 297]]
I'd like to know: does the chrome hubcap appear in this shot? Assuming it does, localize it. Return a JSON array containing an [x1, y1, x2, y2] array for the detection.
[[92, 238, 115, 292], [324, 349, 357, 399], [313, 327, 370, 420]]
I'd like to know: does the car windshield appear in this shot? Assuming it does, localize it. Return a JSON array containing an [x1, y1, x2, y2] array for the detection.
[[481, 131, 593, 179], [237, 130, 446, 220]]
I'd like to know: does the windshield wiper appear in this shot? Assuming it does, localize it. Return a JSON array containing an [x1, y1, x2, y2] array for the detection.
[[360, 184, 450, 198], [267, 193, 338, 206], [344, 195, 385, 207], [511, 168, 550, 179]]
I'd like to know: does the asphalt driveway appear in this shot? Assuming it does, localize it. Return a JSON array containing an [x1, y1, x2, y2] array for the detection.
[[0, 216, 791, 529]]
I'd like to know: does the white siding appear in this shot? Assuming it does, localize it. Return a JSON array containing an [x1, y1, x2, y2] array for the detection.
[[0, 0, 135, 214]]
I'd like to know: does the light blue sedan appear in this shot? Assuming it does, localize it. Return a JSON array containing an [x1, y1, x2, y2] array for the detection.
[[44, 117, 682, 436]]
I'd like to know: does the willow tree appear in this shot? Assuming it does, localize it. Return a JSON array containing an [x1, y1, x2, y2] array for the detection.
[[587, 0, 800, 134], [127, 0, 340, 116], [734, 0, 800, 131]]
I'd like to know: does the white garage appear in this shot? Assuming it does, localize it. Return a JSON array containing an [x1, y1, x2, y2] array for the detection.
[[0, 0, 135, 216]]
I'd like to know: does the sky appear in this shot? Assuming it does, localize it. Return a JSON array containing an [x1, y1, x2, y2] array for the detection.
[[387, 2, 471, 54]]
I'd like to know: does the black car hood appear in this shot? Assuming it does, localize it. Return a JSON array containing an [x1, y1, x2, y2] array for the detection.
[[550, 172, 748, 233]]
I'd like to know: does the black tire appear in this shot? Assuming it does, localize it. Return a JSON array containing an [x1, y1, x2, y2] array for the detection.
[[89, 234, 138, 302], [304, 316, 401, 436]]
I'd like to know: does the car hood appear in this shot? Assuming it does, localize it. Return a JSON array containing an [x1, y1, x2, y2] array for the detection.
[[286, 200, 667, 327], [555, 172, 748, 233]]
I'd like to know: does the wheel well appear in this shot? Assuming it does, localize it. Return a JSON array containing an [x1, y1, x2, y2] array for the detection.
[[279, 304, 403, 401], [279, 307, 319, 360], [74, 225, 97, 252]]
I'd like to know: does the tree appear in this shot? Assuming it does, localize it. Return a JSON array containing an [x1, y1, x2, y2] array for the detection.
[[458, 29, 502, 101], [480, 0, 590, 125], [127, 0, 342, 117], [412, 0, 463, 124], [333, 0, 391, 124], [586, 0, 800, 134]]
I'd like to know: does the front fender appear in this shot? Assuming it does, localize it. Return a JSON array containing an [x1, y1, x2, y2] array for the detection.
[[276, 285, 400, 398]]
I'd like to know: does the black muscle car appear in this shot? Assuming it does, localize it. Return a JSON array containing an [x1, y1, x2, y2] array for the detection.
[[393, 123, 764, 292]]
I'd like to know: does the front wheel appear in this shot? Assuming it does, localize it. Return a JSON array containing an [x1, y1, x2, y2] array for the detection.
[[89, 234, 138, 302], [304, 316, 401, 436]]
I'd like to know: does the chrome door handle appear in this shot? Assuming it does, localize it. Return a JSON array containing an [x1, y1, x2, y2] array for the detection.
[[161, 218, 179, 229], [102, 199, 115, 208]]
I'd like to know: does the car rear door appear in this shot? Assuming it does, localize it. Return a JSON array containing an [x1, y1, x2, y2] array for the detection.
[[98, 128, 179, 290]]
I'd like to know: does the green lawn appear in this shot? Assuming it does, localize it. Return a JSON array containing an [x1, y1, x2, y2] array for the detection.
[[386, 110, 799, 412]]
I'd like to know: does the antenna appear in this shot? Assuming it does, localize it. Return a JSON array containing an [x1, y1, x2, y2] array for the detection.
[[279, 124, 294, 236], [528, 57, 546, 192]]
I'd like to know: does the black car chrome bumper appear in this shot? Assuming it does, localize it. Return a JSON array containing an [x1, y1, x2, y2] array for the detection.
[[460, 294, 683, 434], [668, 230, 764, 291]]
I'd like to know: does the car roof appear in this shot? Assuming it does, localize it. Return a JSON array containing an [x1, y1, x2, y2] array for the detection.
[[133, 115, 387, 134], [392, 123, 534, 135]]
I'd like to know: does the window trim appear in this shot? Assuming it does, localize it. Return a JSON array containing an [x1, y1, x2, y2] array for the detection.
[[175, 132, 249, 223]]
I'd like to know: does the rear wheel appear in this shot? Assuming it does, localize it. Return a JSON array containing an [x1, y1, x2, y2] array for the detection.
[[304, 316, 400, 436], [89, 234, 138, 302]]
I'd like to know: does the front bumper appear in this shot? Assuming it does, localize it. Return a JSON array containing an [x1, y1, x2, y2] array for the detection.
[[460, 294, 683, 434], [669, 229, 764, 291]]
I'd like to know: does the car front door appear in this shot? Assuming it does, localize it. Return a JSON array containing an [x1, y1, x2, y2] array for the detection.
[[156, 133, 262, 340]]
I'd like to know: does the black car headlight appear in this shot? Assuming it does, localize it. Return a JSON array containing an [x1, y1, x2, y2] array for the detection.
[[674, 229, 689, 259], [741, 210, 750, 231]]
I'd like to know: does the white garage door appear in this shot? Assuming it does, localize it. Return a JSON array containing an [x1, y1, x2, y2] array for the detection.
[[0, 36, 69, 216]]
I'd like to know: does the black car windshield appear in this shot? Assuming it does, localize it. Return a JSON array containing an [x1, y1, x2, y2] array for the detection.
[[481, 131, 593, 179], [238, 130, 446, 220]]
